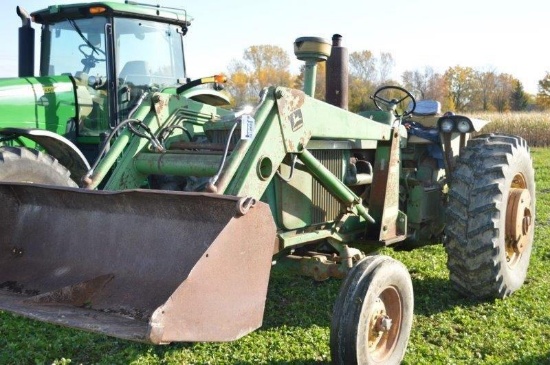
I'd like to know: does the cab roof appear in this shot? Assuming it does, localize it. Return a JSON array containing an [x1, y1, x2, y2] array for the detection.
[[31, 1, 191, 27]]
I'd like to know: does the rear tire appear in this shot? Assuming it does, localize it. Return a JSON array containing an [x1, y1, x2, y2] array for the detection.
[[330, 255, 414, 365], [445, 134, 535, 299], [0, 147, 77, 187]]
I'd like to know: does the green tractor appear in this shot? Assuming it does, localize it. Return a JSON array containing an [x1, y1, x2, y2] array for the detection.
[[0, 2, 535, 364]]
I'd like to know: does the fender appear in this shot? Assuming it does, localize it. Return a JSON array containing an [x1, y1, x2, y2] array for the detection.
[[0, 127, 90, 183]]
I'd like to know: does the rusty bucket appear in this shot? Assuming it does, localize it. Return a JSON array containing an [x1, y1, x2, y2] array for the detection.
[[0, 183, 276, 344]]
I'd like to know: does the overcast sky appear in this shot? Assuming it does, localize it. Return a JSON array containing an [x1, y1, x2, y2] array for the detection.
[[1, 0, 548, 94]]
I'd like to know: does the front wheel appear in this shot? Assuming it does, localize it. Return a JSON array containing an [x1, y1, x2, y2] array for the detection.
[[330, 255, 414, 365], [445, 134, 535, 298], [0, 147, 77, 187]]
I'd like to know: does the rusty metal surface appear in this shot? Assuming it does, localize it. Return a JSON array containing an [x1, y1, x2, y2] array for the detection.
[[367, 285, 402, 361], [325, 34, 349, 110], [369, 127, 405, 243], [275, 87, 311, 153], [506, 187, 532, 255], [0, 290, 150, 342], [148, 196, 276, 343], [0, 183, 276, 343]]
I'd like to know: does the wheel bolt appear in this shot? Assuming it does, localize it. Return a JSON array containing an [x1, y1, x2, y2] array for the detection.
[[522, 215, 531, 235], [376, 315, 392, 332]]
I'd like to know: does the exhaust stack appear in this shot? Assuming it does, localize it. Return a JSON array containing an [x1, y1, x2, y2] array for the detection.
[[326, 34, 349, 110], [17, 6, 35, 77]]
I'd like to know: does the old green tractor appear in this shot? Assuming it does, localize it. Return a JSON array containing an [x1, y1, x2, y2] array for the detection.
[[0, 2, 535, 364]]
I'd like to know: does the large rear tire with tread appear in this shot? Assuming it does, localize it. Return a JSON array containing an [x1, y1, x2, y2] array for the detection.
[[330, 255, 414, 365], [445, 134, 535, 299], [0, 146, 77, 187]]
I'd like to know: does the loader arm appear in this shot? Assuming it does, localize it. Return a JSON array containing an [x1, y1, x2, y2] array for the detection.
[[93, 86, 404, 247], [205, 87, 404, 246], [219, 87, 392, 197]]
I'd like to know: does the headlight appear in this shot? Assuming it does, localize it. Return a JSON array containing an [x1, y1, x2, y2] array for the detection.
[[457, 119, 471, 133], [440, 118, 454, 133]]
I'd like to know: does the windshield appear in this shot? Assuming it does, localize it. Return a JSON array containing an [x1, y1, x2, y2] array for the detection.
[[45, 17, 108, 81], [114, 18, 185, 88]]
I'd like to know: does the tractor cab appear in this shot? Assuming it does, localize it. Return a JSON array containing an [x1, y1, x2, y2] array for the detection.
[[24, 2, 189, 155]]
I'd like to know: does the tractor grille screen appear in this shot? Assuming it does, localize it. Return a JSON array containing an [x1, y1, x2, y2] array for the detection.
[[311, 150, 344, 223]]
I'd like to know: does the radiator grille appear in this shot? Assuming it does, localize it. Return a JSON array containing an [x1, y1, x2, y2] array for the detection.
[[311, 150, 345, 223]]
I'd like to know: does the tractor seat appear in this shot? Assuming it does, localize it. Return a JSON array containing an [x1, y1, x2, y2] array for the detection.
[[406, 100, 442, 144], [412, 100, 441, 116], [407, 100, 442, 129]]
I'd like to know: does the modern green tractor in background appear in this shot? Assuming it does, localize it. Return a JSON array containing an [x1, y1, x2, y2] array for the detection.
[[0, 2, 535, 364]]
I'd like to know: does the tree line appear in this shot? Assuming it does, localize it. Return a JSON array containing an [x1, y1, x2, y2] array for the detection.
[[224, 44, 550, 113]]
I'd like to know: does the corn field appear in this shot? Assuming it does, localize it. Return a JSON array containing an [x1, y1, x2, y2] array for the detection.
[[473, 112, 550, 147]]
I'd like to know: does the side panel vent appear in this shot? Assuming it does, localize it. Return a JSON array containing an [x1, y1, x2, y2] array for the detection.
[[311, 150, 344, 223]]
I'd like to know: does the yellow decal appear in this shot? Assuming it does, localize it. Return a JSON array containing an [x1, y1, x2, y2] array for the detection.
[[43, 86, 55, 93]]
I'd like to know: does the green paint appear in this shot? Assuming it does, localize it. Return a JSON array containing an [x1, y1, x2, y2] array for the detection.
[[0, 76, 76, 141]]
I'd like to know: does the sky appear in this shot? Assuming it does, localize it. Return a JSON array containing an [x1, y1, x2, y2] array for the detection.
[[0, 0, 548, 94]]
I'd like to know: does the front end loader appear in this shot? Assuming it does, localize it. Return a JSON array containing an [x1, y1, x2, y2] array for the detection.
[[0, 2, 536, 364]]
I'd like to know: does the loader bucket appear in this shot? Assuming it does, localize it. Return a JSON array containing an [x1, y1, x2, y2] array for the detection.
[[0, 183, 277, 344]]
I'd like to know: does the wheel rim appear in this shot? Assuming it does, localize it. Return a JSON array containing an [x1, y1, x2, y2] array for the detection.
[[505, 173, 533, 267], [366, 286, 402, 362]]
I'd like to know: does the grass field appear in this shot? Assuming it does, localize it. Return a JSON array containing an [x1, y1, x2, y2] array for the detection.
[[1, 147, 549, 364]]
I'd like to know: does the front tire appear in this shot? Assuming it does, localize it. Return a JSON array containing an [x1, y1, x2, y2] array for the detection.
[[445, 134, 535, 299], [330, 255, 414, 365], [0, 147, 77, 187]]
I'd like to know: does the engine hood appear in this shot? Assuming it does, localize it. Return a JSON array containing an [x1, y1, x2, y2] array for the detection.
[[0, 76, 76, 136]]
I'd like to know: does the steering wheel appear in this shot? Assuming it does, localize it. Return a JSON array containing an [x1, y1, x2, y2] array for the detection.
[[79, 44, 106, 73], [372, 86, 416, 118]]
